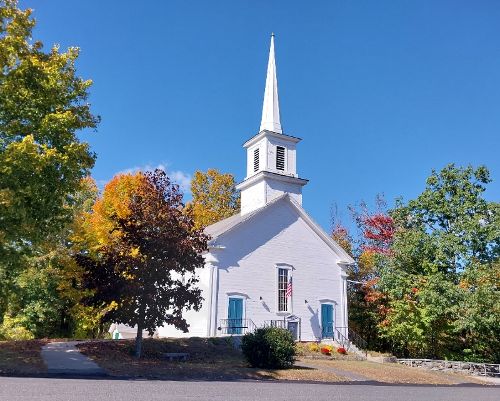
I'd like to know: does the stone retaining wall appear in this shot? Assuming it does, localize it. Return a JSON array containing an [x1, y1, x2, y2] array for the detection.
[[397, 358, 500, 377], [367, 355, 397, 363]]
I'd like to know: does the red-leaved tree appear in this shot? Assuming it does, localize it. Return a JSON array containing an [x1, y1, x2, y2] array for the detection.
[[345, 197, 395, 350], [76, 169, 208, 357]]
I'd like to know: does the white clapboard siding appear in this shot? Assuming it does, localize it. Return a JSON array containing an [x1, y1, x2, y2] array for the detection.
[[157, 266, 211, 338], [212, 198, 347, 341]]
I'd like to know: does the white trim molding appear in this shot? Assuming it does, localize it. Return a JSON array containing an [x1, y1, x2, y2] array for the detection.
[[226, 291, 250, 299]]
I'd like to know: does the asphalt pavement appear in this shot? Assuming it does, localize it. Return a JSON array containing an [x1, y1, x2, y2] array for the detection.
[[0, 377, 498, 401]]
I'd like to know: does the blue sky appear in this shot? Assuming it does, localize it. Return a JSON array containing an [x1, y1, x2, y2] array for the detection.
[[22, 0, 500, 233]]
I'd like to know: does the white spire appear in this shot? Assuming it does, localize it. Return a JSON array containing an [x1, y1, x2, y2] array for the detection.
[[260, 33, 282, 134]]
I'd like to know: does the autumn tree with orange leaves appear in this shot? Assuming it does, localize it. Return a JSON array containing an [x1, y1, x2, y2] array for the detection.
[[75, 170, 208, 358], [77, 172, 145, 251]]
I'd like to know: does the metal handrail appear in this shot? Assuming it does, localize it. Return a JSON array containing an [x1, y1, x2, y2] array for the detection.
[[333, 328, 351, 351], [263, 320, 286, 328], [217, 318, 256, 335], [319, 326, 368, 356], [336, 326, 368, 352]]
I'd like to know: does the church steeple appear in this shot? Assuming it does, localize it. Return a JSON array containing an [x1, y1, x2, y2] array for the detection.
[[260, 33, 282, 134], [237, 34, 308, 215]]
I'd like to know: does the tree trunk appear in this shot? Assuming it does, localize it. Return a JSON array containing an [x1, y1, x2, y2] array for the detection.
[[135, 323, 143, 358], [135, 303, 146, 358]]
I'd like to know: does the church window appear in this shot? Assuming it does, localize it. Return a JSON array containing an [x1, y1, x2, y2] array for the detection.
[[278, 268, 288, 312], [253, 148, 260, 172], [276, 146, 285, 171]]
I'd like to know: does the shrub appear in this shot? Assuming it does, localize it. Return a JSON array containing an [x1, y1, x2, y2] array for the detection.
[[0, 315, 34, 340], [307, 342, 320, 353], [294, 342, 307, 356], [320, 344, 334, 355], [241, 327, 295, 369], [208, 337, 227, 346], [337, 347, 347, 355]]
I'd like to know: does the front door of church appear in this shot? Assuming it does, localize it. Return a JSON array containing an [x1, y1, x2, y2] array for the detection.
[[321, 304, 334, 338], [228, 298, 243, 335]]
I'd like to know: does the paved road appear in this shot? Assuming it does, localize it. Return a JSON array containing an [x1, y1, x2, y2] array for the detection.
[[0, 377, 497, 401]]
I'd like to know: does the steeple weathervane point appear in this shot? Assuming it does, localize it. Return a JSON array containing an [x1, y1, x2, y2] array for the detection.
[[259, 34, 282, 134]]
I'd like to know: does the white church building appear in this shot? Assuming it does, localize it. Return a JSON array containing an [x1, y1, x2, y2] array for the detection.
[[156, 35, 355, 342]]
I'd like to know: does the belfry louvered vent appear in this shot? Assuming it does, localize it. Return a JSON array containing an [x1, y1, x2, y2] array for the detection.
[[254, 148, 260, 172], [276, 146, 285, 171]]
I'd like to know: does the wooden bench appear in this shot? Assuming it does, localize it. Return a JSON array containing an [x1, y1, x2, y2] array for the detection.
[[162, 352, 189, 361]]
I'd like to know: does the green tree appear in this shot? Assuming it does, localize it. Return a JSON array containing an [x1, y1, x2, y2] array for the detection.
[[455, 260, 500, 362], [0, 0, 99, 267], [1, 177, 100, 338], [379, 164, 499, 361], [186, 169, 240, 229], [392, 164, 498, 272], [76, 170, 208, 357]]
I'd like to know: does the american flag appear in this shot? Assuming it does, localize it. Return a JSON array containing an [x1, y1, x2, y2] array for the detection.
[[286, 276, 293, 298]]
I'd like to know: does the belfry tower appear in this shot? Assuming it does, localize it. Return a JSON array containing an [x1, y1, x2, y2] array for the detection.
[[237, 34, 308, 215]]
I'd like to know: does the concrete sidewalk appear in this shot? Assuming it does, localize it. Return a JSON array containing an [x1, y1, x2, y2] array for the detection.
[[41, 341, 106, 376]]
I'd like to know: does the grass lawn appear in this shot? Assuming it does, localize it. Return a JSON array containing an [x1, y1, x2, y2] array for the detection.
[[77, 338, 489, 385], [0, 340, 48, 375], [0, 338, 489, 385], [301, 359, 489, 385], [76, 338, 345, 382]]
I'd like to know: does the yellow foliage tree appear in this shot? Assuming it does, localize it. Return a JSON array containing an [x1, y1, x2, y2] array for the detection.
[[187, 169, 240, 230], [67, 173, 147, 336], [80, 172, 146, 250]]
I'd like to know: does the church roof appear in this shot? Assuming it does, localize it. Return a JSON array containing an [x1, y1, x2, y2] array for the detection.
[[205, 194, 286, 238], [205, 194, 355, 267]]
